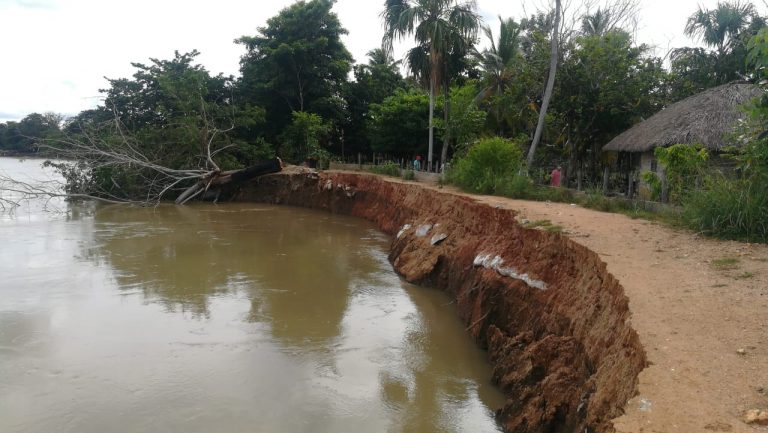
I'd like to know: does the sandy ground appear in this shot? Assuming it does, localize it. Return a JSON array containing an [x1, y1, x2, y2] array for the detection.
[[459, 190, 768, 433]]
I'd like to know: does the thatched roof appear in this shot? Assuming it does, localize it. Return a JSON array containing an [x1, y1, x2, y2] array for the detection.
[[603, 82, 763, 152]]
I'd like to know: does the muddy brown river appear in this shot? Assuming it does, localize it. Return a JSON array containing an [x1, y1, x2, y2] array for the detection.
[[0, 157, 504, 433]]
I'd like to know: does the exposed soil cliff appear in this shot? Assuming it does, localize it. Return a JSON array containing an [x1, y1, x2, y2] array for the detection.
[[231, 168, 646, 433]]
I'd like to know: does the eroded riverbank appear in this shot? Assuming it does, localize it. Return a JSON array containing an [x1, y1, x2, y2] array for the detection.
[[232, 167, 647, 433]]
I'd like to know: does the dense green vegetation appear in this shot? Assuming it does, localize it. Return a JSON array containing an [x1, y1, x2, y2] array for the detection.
[[1, 0, 767, 240]]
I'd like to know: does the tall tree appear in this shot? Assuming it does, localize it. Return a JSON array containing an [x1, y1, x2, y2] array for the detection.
[[526, 0, 561, 168], [367, 88, 431, 156], [237, 0, 353, 143], [557, 30, 667, 184], [344, 49, 406, 156], [381, 0, 480, 171]]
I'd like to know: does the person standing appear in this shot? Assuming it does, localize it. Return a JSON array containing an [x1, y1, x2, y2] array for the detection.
[[413, 155, 422, 171], [550, 166, 562, 187]]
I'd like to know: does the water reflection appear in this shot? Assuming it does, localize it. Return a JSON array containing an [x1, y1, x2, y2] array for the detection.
[[87, 204, 382, 350]]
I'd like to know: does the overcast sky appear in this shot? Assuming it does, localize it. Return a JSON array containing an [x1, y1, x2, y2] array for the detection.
[[0, 0, 765, 122]]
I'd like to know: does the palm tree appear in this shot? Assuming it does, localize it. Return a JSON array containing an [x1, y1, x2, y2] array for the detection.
[[474, 16, 522, 135], [684, 1, 756, 57], [366, 48, 400, 68], [381, 0, 480, 171], [581, 8, 612, 36]]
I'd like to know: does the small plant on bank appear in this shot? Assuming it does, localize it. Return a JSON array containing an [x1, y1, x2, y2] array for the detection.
[[402, 169, 415, 181], [711, 257, 740, 270], [522, 219, 564, 233]]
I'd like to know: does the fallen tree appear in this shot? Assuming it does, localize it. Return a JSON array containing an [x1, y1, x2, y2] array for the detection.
[[0, 115, 283, 209]]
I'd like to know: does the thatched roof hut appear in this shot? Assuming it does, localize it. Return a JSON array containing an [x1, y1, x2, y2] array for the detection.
[[604, 82, 763, 152]]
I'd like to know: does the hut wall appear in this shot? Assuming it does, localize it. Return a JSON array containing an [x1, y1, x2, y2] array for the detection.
[[637, 151, 657, 200], [639, 151, 656, 174]]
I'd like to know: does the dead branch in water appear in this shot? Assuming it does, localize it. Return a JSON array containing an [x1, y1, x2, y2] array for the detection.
[[0, 111, 283, 208]]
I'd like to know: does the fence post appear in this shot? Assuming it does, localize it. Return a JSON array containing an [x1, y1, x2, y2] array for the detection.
[[577, 167, 583, 191], [602, 166, 609, 194], [660, 169, 669, 203]]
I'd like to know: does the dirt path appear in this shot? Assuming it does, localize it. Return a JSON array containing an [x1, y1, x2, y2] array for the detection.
[[461, 190, 768, 433]]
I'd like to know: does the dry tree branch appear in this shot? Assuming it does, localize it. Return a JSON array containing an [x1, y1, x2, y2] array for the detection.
[[1, 110, 282, 210]]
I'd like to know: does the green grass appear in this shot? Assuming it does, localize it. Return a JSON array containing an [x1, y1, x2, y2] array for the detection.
[[735, 271, 755, 279], [680, 176, 768, 243], [522, 219, 564, 233], [710, 257, 740, 270]]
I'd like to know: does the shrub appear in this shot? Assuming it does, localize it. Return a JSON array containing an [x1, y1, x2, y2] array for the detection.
[[369, 161, 402, 177], [641, 171, 661, 200], [402, 169, 415, 181], [448, 136, 525, 194]]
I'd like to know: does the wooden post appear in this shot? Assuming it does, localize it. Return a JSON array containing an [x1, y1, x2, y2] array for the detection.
[[660, 169, 669, 203], [577, 165, 583, 191], [628, 170, 635, 199], [602, 166, 609, 194]]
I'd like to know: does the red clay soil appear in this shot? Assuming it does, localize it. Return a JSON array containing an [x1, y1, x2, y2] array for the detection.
[[231, 167, 646, 433]]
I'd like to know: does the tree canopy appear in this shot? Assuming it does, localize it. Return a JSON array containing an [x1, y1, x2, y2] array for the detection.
[[3, 0, 767, 205], [236, 0, 352, 146]]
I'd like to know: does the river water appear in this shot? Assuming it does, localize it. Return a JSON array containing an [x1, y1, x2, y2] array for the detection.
[[0, 157, 504, 433]]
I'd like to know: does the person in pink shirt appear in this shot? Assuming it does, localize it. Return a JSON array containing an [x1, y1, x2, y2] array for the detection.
[[550, 165, 562, 187]]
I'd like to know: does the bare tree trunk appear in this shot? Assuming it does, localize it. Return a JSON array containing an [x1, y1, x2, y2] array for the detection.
[[428, 76, 435, 172], [440, 74, 450, 171], [577, 161, 583, 191], [526, 0, 561, 168]]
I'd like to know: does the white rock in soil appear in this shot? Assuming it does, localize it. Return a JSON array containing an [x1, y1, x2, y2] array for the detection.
[[744, 409, 768, 425], [415, 224, 432, 237]]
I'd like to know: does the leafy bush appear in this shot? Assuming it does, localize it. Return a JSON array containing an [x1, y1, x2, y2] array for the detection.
[[497, 173, 534, 198], [448, 136, 525, 194], [654, 144, 708, 202], [402, 169, 415, 181], [279, 111, 331, 163], [641, 171, 662, 200], [369, 161, 402, 177]]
